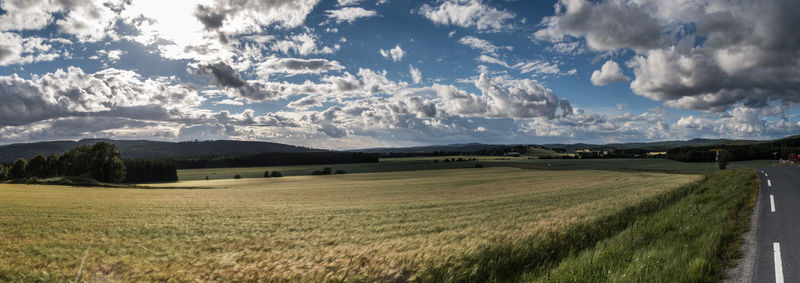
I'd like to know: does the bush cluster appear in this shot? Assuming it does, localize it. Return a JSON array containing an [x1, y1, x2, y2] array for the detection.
[[441, 157, 477, 162], [311, 167, 346, 175], [263, 170, 283, 178]]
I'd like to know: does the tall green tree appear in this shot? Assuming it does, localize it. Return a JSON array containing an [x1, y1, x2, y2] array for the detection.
[[0, 164, 8, 180], [88, 142, 126, 183], [44, 154, 60, 177], [10, 158, 26, 179], [60, 145, 92, 176], [25, 154, 47, 178]]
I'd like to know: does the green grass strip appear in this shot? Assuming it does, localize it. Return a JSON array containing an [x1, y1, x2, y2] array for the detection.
[[411, 172, 710, 282], [521, 169, 757, 282]]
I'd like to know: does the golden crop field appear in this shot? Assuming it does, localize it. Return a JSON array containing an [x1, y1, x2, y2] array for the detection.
[[0, 168, 700, 282]]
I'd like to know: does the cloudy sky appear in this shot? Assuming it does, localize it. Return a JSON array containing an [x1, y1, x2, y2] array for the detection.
[[0, 0, 798, 149]]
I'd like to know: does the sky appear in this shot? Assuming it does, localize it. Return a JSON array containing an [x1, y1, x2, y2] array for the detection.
[[0, 0, 798, 149]]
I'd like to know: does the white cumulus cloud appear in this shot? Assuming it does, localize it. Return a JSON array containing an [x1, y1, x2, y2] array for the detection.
[[409, 65, 422, 84], [380, 45, 404, 62], [419, 0, 516, 32], [326, 7, 378, 24], [590, 60, 630, 86]]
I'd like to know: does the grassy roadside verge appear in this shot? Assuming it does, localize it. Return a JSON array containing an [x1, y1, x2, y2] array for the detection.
[[412, 172, 703, 282], [520, 169, 758, 282]]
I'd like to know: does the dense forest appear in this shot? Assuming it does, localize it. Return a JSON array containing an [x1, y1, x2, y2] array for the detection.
[[123, 159, 178, 183], [366, 145, 530, 158], [666, 135, 800, 162]]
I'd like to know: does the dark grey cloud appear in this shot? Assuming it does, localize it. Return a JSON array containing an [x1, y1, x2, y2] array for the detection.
[[257, 57, 344, 76], [559, 98, 573, 118], [539, 0, 800, 112], [628, 0, 800, 112], [194, 4, 226, 30], [535, 0, 662, 52], [197, 62, 247, 88], [197, 62, 300, 101], [0, 74, 61, 126]]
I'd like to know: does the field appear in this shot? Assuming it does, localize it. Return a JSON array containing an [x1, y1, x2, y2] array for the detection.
[[0, 168, 700, 281], [177, 157, 774, 181]]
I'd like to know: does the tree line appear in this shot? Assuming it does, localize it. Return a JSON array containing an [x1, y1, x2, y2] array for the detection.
[[0, 142, 127, 183], [123, 159, 178, 183], [666, 135, 800, 162], [0, 143, 378, 184], [165, 151, 379, 169]]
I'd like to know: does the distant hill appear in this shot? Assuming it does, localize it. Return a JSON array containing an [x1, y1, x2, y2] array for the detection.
[[0, 139, 320, 162], [356, 143, 509, 154], [543, 138, 756, 152], [354, 138, 766, 155], [667, 134, 800, 162]]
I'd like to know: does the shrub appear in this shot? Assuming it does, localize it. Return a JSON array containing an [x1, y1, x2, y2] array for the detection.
[[233, 174, 242, 179], [270, 171, 283, 177], [205, 176, 209, 180], [264, 170, 270, 178], [334, 170, 347, 174], [475, 164, 484, 168], [313, 167, 334, 175], [718, 150, 732, 170]]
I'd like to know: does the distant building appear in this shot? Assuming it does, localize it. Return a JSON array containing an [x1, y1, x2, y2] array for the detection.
[[505, 152, 521, 157]]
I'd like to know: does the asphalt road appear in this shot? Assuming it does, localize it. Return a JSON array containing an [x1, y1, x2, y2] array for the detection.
[[753, 167, 800, 283]]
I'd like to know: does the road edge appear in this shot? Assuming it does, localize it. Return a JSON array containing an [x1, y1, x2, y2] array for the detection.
[[722, 169, 761, 283]]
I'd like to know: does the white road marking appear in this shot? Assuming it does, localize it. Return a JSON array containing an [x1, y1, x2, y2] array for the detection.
[[770, 195, 776, 212], [766, 173, 769, 177], [774, 242, 785, 283], [768, 179, 772, 187]]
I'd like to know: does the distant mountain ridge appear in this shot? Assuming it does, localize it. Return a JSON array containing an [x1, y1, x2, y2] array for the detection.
[[356, 143, 507, 154], [355, 138, 762, 154], [543, 138, 758, 152], [0, 139, 320, 162]]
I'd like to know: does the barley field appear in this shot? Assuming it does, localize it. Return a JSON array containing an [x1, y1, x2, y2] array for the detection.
[[175, 158, 774, 181], [0, 168, 699, 281]]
